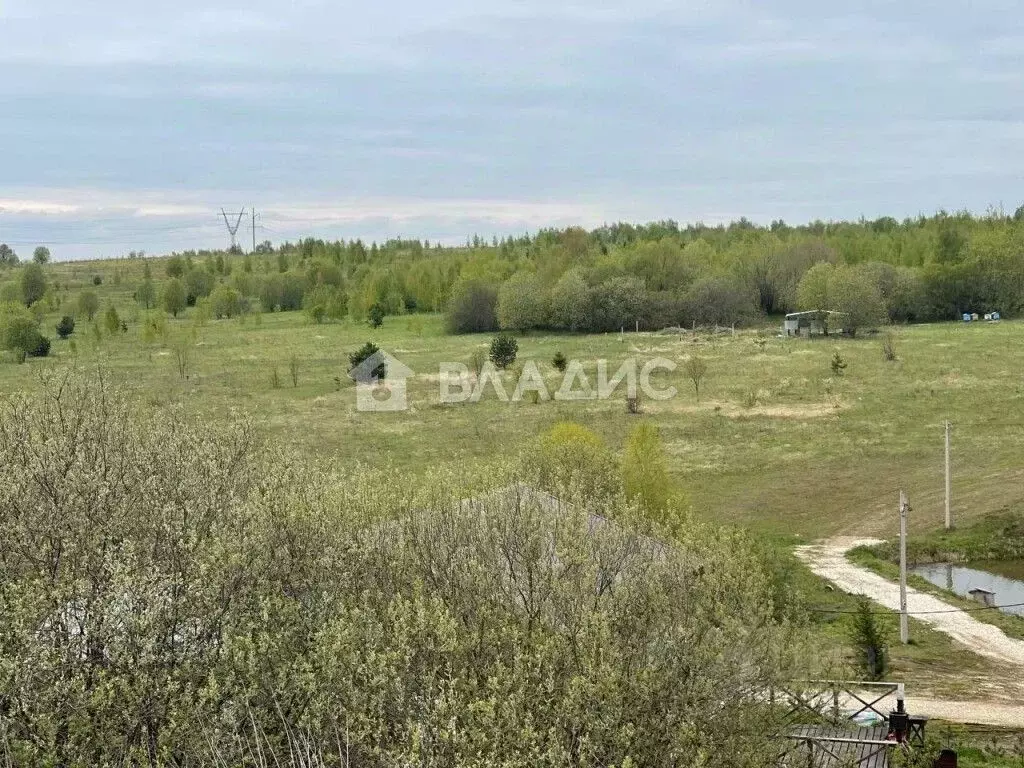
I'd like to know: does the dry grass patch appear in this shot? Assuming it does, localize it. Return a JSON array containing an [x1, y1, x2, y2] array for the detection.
[[649, 398, 846, 419]]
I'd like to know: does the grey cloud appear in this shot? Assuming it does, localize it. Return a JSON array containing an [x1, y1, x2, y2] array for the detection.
[[2, 0, 1024, 258]]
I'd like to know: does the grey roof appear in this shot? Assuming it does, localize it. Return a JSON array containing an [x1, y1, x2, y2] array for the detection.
[[784, 310, 850, 319]]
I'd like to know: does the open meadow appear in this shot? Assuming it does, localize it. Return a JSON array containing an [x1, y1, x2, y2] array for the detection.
[[4, 266, 1024, 544]]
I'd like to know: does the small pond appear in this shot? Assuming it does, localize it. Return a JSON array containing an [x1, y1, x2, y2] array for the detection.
[[911, 561, 1024, 617]]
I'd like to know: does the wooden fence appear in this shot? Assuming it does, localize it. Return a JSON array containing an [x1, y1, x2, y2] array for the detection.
[[771, 681, 919, 768], [773, 680, 900, 725]]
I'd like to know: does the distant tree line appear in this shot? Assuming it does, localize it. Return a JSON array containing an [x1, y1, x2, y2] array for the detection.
[[4, 206, 1024, 338]]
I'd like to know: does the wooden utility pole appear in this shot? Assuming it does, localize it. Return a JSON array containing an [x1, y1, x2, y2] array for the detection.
[[251, 206, 257, 254], [899, 490, 910, 644], [944, 421, 952, 530]]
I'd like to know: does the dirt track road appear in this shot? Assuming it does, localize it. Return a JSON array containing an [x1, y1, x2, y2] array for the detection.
[[832, 691, 1024, 729], [796, 538, 1024, 727], [796, 537, 1024, 667], [906, 697, 1024, 728]]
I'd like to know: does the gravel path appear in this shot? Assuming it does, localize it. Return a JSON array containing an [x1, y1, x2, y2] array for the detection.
[[795, 537, 1024, 667], [906, 697, 1024, 728], [796, 537, 1024, 726], [832, 691, 1024, 728]]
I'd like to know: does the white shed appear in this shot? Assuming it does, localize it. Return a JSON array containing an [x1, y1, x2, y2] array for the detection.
[[782, 310, 849, 337]]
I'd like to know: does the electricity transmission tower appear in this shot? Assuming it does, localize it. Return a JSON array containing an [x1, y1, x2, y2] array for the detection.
[[220, 208, 247, 251]]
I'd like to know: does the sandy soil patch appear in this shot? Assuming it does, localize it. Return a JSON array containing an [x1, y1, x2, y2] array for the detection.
[[651, 399, 845, 419], [419, 371, 478, 385]]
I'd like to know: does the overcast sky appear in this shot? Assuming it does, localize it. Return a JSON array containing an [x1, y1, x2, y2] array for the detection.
[[2, 0, 1023, 260]]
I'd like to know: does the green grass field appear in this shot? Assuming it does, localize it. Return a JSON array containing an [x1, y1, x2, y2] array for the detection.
[[6, 265, 1024, 543]]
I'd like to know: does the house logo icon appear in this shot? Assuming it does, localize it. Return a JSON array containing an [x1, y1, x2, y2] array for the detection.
[[349, 349, 414, 412]]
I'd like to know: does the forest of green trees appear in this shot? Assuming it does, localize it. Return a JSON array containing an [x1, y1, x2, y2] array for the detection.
[[4, 208, 1024, 353]]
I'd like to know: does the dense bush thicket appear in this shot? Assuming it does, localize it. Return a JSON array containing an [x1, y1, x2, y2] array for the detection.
[[446, 279, 499, 333], [0, 375, 804, 766], [5, 208, 1024, 336]]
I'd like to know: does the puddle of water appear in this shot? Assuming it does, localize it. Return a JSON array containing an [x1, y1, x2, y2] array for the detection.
[[911, 562, 1024, 616]]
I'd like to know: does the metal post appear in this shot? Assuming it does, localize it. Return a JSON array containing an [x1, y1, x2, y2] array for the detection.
[[890, 683, 909, 743], [945, 421, 952, 529], [899, 491, 909, 644]]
